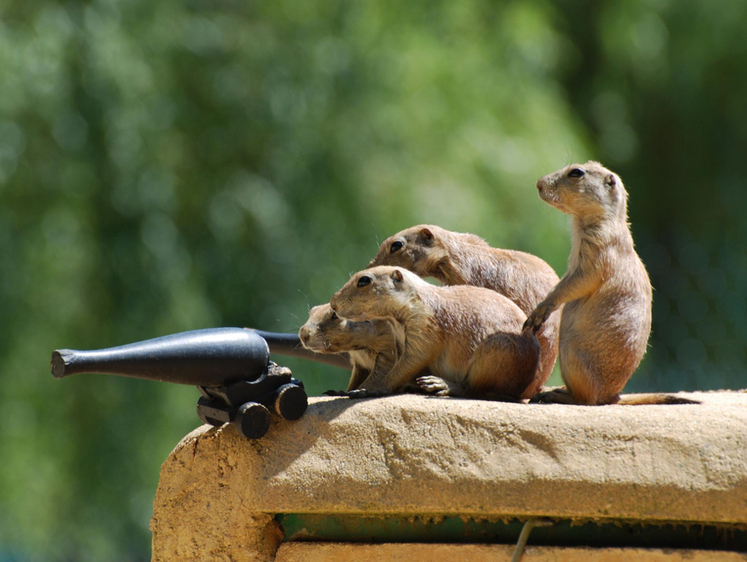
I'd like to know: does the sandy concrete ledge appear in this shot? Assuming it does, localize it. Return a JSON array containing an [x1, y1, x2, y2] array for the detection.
[[151, 390, 747, 561]]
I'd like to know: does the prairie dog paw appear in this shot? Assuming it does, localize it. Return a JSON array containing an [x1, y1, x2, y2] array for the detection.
[[529, 387, 571, 404], [523, 304, 552, 333], [346, 388, 389, 399], [417, 376, 456, 396]]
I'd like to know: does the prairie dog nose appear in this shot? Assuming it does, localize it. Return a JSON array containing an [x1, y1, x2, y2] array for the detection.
[[298, 325, 310, 344]]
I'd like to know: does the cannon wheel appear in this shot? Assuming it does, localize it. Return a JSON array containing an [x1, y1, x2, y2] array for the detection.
[[234, 401, 271, 439]]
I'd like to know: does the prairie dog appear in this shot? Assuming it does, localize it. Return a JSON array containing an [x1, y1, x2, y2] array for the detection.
[[249, 329, 351, 370], [368, 224, 560, 388], [524, 161, 657, 405], [329, 266, 541, 399], [299, 303, 402, 392]]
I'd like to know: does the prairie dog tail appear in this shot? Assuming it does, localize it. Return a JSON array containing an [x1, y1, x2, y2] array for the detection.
[[616, 394, 699, 405]]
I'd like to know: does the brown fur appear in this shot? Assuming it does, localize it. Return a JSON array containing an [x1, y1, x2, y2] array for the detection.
[[524, 161, 658, 405], [329, 266, 541, 399], [368, 224, 560, 388], [299, 303, 401, 392]]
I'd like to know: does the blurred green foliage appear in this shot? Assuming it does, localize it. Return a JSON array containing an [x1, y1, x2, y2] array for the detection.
[[0, 0, 745, 559]]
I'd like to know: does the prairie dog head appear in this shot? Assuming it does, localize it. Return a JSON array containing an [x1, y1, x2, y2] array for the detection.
[[298, 303, 386, 353], [330, 266, 422, 321], [368, 225, 443, 276], [536, 161, 627, 219], [368, 224, 487, 276]]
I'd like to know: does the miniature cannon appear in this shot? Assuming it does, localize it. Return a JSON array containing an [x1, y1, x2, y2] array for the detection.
[[51, 328, 314, 440]]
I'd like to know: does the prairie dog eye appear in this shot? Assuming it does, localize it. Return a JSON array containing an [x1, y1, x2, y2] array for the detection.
[[357, 276, 372, 288], [568, 168, 585, 178], [390, 241, 404, 253]]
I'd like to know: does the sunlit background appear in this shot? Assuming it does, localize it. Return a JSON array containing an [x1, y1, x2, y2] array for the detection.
[[1, 0, 746, 559]]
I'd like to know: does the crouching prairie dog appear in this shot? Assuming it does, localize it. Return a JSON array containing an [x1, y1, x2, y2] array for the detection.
[[524, 161, 695, 406], [368, 224, 560, 390], [299, 303, 402, 392], [329, 266, 541, 400]]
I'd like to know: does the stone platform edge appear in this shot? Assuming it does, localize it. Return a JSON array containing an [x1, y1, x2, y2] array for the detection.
[[151, 390, 747, 560]]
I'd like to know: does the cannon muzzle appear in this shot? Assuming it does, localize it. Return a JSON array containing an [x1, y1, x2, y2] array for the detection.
[[51, 328, 270, 386]]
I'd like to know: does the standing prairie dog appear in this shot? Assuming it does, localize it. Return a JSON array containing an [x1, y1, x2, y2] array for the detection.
[[299, 303, 402, 392], [368, 224, 560, 388], [330, 266, 541, 399], [524, 161, 661, 405]]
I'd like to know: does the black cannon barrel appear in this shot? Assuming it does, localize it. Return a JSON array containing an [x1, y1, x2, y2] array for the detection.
[[51, 328, 270, 386], [249, 330, 351, 370]]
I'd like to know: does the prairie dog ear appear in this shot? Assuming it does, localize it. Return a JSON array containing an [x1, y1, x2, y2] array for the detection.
[[391, 268, 404, 282], [604, 174, 617, 189], [420, 228, 434, 242]]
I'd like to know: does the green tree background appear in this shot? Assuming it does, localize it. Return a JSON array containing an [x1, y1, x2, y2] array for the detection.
[[1, 0, 745, 559]]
